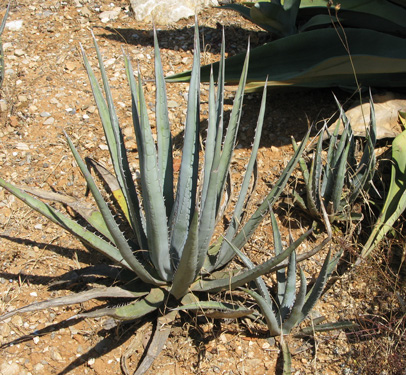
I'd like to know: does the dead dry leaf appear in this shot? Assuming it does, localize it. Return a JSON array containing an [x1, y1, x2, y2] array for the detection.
[[329, 91, 406, 139]]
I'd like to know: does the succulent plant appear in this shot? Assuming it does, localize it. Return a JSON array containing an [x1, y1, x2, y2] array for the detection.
[[0, 23, 326, 374], [228, 206, 338, 335], [168, 1, 406, 92], [292, 96, 377, 223], [361, 127, 406, 261]]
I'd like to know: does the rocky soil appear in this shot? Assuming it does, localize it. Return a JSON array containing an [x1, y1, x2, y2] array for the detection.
[[0, 1, 405, 375]]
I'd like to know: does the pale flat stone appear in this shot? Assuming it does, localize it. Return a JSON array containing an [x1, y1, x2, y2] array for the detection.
[[130, 0, 218, 24]]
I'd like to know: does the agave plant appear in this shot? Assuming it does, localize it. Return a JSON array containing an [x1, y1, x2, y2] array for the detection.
[[0, 23, 326, 373], [0, 3, 10, 90], [221, 0, 406, 38], [292, 96, 377, 223], [226, 205, 341, 374], [226, 203, 338, 334], [168, 0, 406, 92], [360, 127, 406, 261]]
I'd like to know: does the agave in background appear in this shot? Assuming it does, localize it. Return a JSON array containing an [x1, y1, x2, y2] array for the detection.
[[0, 23, 332, 374], [292, 96, 377, 224], [167, 0, 406, 92]]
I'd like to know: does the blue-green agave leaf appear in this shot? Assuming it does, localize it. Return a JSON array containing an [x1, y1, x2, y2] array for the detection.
[[281, 338, 292, 375], [0, 286, 146, 322], [331, 140, 351, 215], [82, 41, 146, 251], [174, 300, 252, 319], [125, 56, 172, 281], [361, 129, 406, 259], [300, 248, 335, 323], [215, 43, 249, 206], [196, 229, 311, 293], [72, 287, 167, 320], [65, 132, 163, 285], [17, 185, 113, 243], [280, 251, 297, 321], [220, 78, 267, 262], [169, 21, 200, 263], [201, 28, 225, 211], [171, 209, 200, 299], [349, 96, 377, 204], [154, 27, 174, 215], [0, 178, 132, 270], [282, 267, 307, 334], [224, 236, 272, 305], [242, 288, 281, 336], [200, 66, 217, 212], [308, 127, 325, 215], [269, 209, 286, 306]]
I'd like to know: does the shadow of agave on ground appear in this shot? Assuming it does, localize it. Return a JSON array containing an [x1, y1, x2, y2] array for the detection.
[[94, 25, 271, 55], [0, 235, 93, 263]]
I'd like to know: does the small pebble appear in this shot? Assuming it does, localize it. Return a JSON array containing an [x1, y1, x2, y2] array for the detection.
[[6, 20, 23, 31], [0, 362, 21, 375], [43, 117, 55, 125]]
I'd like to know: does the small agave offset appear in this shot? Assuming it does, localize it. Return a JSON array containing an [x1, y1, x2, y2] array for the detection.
[[292, 97, 377, 224], [0, 23, 333, 373]]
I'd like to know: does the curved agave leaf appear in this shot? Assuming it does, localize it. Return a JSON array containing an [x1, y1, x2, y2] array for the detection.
[[0, 177, 133, 270], [196, 229, 311, 293], [169, 22, 200, 263], [174, 301, 253, 319], [82, 39, 146, 250], [250, 0, 300, 37], [242, 288, 281, 336], [65, 132, 163, 286], [348, 97, 377, 205], [281, 338, 292, 375], [170, 209, 200, 299], [279, 251, 297, 320], [85, 158, 130, 224], [132, 311, 177, 375], [331, 140, 351, 215], [72, 287, 167, 321], [167, 29, 406, 93], [224, 236, 272, 304], [299, 248, 334, 323], [15, 185, 113, 242], [0, 287, 145, 322], [297, 320, 358, 337], [211, 77, 267, 272], [154, 27, 174, 216], [281, 267, 307, 334], [125, 57, 171, 281]]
